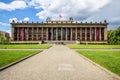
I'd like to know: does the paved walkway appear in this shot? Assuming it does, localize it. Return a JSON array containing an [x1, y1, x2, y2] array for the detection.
[[0, 45, 119, 80], [0, 48, 120, 50]]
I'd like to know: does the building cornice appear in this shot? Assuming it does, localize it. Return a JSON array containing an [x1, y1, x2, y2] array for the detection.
[[11, 22, 108, 25]]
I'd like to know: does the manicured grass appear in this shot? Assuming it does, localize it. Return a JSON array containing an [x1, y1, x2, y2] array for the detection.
[[0, 50, 40, 68], [77, 50, 120, 76], [0, 44, 51, 49], [67, 44, 120, 49]]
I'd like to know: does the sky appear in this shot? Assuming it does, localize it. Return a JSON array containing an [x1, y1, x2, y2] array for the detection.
[[0, 0, 120, 36]]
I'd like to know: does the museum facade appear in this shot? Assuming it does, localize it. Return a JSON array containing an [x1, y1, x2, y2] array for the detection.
[[11, 18, 108, 44]]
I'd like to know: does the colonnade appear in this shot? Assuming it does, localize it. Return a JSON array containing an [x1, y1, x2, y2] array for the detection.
[[13, 27, 107, 41]]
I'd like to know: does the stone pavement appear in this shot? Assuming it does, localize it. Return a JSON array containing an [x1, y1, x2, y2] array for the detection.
[[0, 45, 119, 80]]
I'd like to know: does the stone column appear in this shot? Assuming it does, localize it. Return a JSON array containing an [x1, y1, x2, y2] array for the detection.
[[95, 27, 96, 41], [90, 27, 92, 41], [42, 27, 43, 40], [66, 28, 67, 40], [22, 27, 25, 41], [80, 28, 82, 41], [17, 27, 19, 41], [32, 27, 33, 40], [85, 28, 87, 41], [61, 28, 62, 40], [26, 27, 28, 41], [56, 28, 58, 40], [36, 27, 38, 40], [99, 27, 101, 41], [71, 28, 72, 40], [76, 28, 77, 40], [104, 27, 107, 41], [46, 28, 48, 40], [51, 28, 53, 40], [22, 28, 23, 41]]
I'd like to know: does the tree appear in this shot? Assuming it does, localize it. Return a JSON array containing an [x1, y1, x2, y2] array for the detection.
[[108, 30, 116, 44], [0, 33, 10, 44], [115, 26, 120, 44], [0, 33, 4, 43], [107, 26, 120, 45]]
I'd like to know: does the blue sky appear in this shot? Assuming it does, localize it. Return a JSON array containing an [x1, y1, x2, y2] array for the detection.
[[0, 0, 120, 36]]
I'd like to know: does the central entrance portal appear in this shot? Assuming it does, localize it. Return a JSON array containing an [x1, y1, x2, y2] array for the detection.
[[48, 28, 71, 41], [58, 28, 61, 40]]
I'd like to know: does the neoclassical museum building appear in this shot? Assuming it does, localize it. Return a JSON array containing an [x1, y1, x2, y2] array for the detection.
[[11, 17, 108, 44]]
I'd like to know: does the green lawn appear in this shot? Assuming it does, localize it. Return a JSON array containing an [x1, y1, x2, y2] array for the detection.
[[67, 44, 120, 49], [0, 44, 51, 49], [0, 50, 40, 68], [77, 50, 120, 76]]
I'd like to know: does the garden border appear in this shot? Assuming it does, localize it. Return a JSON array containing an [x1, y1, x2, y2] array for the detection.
[[0, 50, 42, 71], [76, 50, 120, 80]]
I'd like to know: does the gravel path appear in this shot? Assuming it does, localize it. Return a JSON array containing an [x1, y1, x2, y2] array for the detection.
[[0, 45, 119, 80]]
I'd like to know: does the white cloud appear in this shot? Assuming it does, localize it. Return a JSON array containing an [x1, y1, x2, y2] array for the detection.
[[23, 17, 30, 21], [9, 18, 18, 23], [0, 0, 27, 11], [29, 0, 52, 9], [35, 0, 111, 21], [9, 17, 30, 23], [0, 22, 10, 26], [84, 0, 120, 29], [0, 0, 111, 20]]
